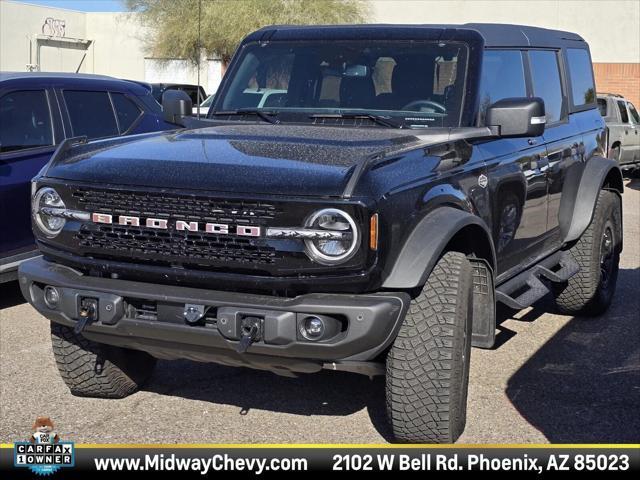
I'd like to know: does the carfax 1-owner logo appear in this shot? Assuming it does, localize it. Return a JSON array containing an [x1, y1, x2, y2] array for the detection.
[[14, 416, 75, 475]]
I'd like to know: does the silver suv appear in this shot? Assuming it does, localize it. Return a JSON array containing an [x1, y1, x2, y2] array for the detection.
[[598, 93, 640, 169]]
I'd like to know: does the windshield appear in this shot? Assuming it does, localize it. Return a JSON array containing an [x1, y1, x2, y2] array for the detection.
[[214, 40, 469, 128]]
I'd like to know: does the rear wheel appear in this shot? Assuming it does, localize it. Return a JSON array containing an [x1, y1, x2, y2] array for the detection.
[[554, 190, 621, 316], [51, 323, 156, 398], [386, 251, 473, 443]]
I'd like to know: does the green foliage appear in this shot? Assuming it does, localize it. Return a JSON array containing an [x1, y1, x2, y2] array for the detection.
[[126, 0, 369, 64]]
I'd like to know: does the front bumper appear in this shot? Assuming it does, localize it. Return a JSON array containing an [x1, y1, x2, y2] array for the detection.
[[18, 257, 409, 376]]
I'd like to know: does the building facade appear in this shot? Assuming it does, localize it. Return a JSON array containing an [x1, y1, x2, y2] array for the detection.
[[0, 1, 223, 96], [1, 0, 639, 106]]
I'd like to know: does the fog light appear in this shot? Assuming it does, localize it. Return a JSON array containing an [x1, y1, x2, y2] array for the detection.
[[44, 286, 60, 309], [300, 316, 325, 340]]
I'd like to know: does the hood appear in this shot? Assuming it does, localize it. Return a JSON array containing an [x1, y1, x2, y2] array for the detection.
[[46, 124, 424, 197]]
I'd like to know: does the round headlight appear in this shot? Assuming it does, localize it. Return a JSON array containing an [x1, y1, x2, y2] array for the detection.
[[33, 187, 66, 237], [304, 208, 359, 265]]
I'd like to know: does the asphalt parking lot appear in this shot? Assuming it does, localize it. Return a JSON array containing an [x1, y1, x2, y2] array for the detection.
[[1, 180, 639, 444]]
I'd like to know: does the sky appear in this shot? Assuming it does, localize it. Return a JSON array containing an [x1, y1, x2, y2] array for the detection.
[[16, 0, 126, 12]]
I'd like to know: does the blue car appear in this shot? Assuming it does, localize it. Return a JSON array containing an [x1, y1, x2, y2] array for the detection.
[[0, 72, 176, 282]]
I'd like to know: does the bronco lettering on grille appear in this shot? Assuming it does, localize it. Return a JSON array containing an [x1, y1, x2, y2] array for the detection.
[[91, 213, 261, 237]]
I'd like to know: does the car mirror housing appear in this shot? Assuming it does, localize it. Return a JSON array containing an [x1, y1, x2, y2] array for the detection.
[[487, 97, 546, 138], [162, 89, 193, 125]]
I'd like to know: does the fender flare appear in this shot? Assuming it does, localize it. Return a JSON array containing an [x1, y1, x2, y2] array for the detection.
[[382, 207, 496, 289], [559, 157, 623, 244]]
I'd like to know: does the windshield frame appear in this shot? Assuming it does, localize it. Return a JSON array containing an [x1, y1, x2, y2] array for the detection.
[[209, 35, 484, 128]]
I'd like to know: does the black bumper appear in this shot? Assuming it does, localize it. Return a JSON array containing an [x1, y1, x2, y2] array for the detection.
[[18, 257, 409, 376]]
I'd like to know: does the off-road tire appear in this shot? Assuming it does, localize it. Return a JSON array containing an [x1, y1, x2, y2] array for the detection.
[[554, 189, 621, 316], [51, 323, 156, 398], [386, 251, 473, 443]]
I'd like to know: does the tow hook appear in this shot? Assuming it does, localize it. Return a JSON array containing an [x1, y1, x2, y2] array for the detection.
[[236, 316, 263, 353], [75, 298, 98, 334]]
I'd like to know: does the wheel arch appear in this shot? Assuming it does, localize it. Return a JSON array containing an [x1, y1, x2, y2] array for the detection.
[[382, 207, 496, 290], [559, 156, 623, 244]]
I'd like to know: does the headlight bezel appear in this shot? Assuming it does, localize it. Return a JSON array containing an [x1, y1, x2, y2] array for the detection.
[[303, 208, 360, 265], [32, 187, 66, 238]]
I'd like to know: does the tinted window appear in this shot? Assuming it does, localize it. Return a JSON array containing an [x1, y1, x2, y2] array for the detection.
[[597, 98, 607, 117], [111, 93, 141, 133], [628, 103, 640, 124], [566, 48, 596, 107], [0, 90, 53, 153], [478, 50, 526, 124], [64, 90, 118, 139], [529, 50, 564, 123], [617, 101, 629, 123]]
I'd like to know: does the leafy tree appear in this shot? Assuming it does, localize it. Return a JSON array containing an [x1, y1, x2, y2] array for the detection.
[[126, 0, 369, 65]]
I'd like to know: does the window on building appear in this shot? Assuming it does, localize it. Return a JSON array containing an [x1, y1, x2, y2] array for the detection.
[[566, 48, 596, 107], [529, 50, 564, 124], [111, 93, 142, 133], [627, 102, 640, 124], [478, 50, 526, 124], [63, 90, 119, 139], [617, 101, 630, 123], [0, 90, 53, 153]]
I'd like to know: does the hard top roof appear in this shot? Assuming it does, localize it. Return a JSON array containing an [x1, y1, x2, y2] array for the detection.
[[0, 72, 150, 94], [245, 23, 587, 49]]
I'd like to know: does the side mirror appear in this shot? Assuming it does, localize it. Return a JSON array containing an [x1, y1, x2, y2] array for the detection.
[[162, 89, 192, 125], [486, 97, 546, 138]]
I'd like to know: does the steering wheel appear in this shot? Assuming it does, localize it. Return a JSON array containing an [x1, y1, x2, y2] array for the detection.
[[401, 99, 446, 113]]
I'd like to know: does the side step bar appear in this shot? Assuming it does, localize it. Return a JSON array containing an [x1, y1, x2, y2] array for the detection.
[[496, 252, 580, 310]]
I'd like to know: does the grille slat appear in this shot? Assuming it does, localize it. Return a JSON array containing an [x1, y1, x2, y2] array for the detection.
[[73, 188, 278, 221], [76, 225, 276, 265]]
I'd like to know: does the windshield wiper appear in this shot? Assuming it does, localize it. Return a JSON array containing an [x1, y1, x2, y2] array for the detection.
[[212, 109, 280, 124], [309, 113, 403, 129]]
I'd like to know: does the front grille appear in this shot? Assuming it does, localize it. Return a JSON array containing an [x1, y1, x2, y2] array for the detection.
[[72, 188, 278, 223], [76, 224, 276, 265], [69, 187, 281, 268]]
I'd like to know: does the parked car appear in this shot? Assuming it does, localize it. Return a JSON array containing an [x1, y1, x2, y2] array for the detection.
[[192, 93, 215, 115], [597, 93, 640, 170], [150, 83, 207, 106], [0, 72, 176, 282], [20, 24, 622, 443]]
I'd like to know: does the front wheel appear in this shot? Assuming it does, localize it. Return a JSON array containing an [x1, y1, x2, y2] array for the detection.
[[554, 190, 621, 316], [386, 251, 473, 443], [51, 323, 157, 398]]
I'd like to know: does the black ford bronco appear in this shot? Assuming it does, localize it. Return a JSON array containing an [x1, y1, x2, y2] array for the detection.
[[19, 24, 623, 443]]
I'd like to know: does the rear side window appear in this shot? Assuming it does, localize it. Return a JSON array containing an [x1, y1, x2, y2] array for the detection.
[[64, 90, 118, 139], [0, 90, 53, 153], [111, 93, 142, 133], [529, 50, 564, 124], [478, 50, 526, 124], [597, 98, 607, 117], [617, 101, 629, 123], [566, 48, 596, 107], [628, 103, 640, 124]]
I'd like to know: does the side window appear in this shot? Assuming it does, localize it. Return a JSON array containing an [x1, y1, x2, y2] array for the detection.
[[529, 50, 564, 124], [627, 102, 640, 124], [478, 50, 526, 124], [617, 101, 630, 123], [0, 90, 53, 153], [111, 93, 142, 133], [597, 98, 608, 117], [565, 48, 596, 107], [63, 90, 118, 140]]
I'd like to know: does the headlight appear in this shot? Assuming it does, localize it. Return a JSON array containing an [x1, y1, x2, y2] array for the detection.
[[33, 187, 66, 237], [304, 208, 359, 265]]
